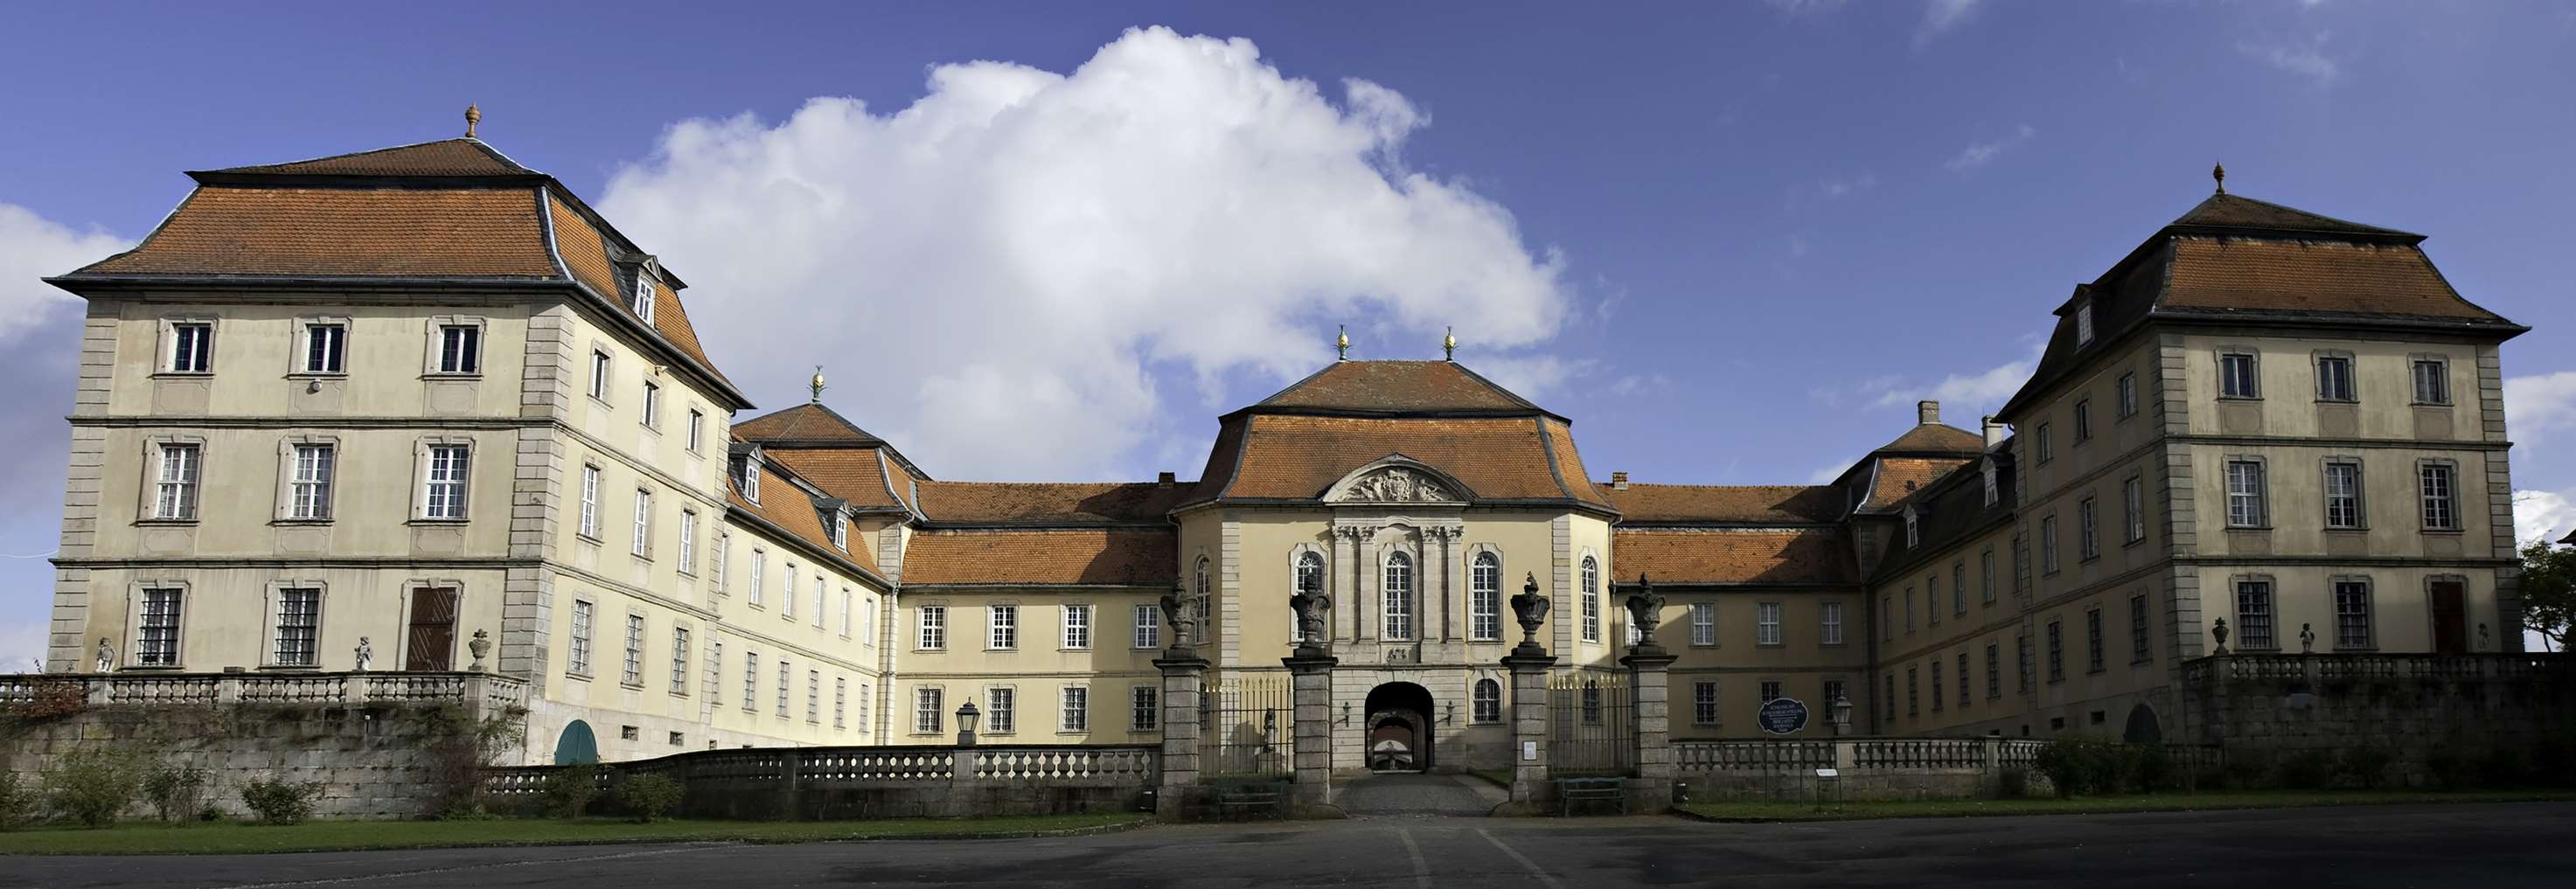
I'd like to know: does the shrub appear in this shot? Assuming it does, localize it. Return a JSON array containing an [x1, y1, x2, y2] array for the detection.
[[611, 774, 684, 823], [2133, 744, 2177, 793], [198, 803, 227, 823], [0, 771, 37, 830], [2275, 749, 2336, 790], [5, 677, 88, 721], [238, 777, 325, 825], [2035, 736, 2121, 798], [544, 765, 598, 819], [2336, 746, 2394, 789], [44, 747, 144, 829], [1995, 767, 2031, 799], [143, 763, 208, 822], [418, 705, 524, 817]]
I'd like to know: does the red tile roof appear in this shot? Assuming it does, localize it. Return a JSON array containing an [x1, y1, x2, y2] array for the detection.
[[1209, 413, 1609, 505], [1256, 360, 1543, 413], [1862, 458, 1969, 511], [914, 481, 1191, 526], [901, 529, 1176, 586], [2162, 237, 2503, 322], [764, 449, 906, 510], [729, 462, 879, 577], [206, 138, 535, 177], [75, 187, 559, 278], [2168, 192, 2413, 238], [1613, 529, 1855, 586], [1873, 423, 1984, 455], [1598, 483, 1843, 524]]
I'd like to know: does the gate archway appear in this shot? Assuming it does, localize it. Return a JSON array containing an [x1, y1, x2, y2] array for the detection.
[[1364, 682, 1436, 772]]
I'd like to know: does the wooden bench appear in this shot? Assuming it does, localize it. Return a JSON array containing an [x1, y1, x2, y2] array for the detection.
[[1214, 783, 1287, 820], [1556, 777, 1626, 816]]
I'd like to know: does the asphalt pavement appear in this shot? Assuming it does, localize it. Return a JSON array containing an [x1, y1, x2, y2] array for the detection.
[[7, 802, 2573, 888]]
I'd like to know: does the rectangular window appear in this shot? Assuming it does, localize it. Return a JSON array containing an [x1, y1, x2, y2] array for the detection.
[[2129, 594, 2152, 663], [748, 550, 765, 605], [776, 662, 790, 716], [686, 409, 705, 453], [2078, 497, 2099, 560], [1820, 601, 1844, 645], [2317, 355, 2355, 401], [1883, 595, 1893, 642], [1060, 687, 1089, 733], [782, 564, 797, 618], [812, 576, 825, 629], [916, 688, 943, 734], [670, 627, 691, 695], [2225, 460, 2267, 528], [273, 587, 321, 667], [2085, 609, 2106, 673], [2077, 303, 2095, 344], [631, 490, 652, 556], [1822, 680, 1847, 711], [421, 445, 470, 519], [1907, 668, 1918, 717], [1985, 643, 2002, 698], [2045, 621, 2064, 683], [742, 653, 759, 711], [2412, 358, 2451, 405], [1929, 663, 1943, 712], [1957, 652, 1970, 707], [1689, 601, 1716, 646], [1063, 604, 1092, 649], [169, 323, 213, 373], [621, 614, 645, 686], [1756, 602, 1782, 646], [642, 381, 662, 428], [2123, 476, 2145, 544], [712, 531, 729, 594], [2036, 422, 2054, 463], [569, 601, 595, 676], [1884, 674, 1897, 721], [840, 588, 853, 637], [288, 443, 336, 520], [1132, 685, 1159, 731], [918, 606, 947, 649], [1981, 550, 1995, 602], [988, 605, 1017, 649], [588, 350, 611, 400], [436, 324, 481, 373], [303, 323, 345, 374], [988, 686, 1016, 734], [2419, 463, 2458, 530], [578, 465, 601, 538], [2041, 515, 2061, 573], [1759, 680, 1784, 703], [2016, 633, 2034, 692], [2325, 462, 2364, 529], [2117, 372, 2138, 419], [678, 510, 698, 573], [136, 587, 184, 667], [2073, 399, 2092, 442], [1928, 576, 1941, 626], [154, 443, 202, 521], [2220, 351, 2259, 399], [806, 672, 822, 723], [2334, 579, 2374, 649], [2235, 580, 2276, 649], [1953, 564, 1967, 617], [1132, 604, 1159, 649], [859, 682, 872, 733], [1469, 555, 1501, 641], [834, 677, 847, 729], [1905, 587, 1916, 633], [1384, 555, 1416, 641], [1693, 681, 1719, 726]]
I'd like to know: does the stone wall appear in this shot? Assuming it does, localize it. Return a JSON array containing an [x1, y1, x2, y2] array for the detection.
[[2176, 653, 2576, 784], [487, 744, 1159, 820], [2, 672, 527, 820]]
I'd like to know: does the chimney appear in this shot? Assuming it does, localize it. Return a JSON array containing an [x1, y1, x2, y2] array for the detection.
[[1156, 471, 1176, 488], [1982, 415, 2006, 448], [1611, 471, 1630, 490], [1918, 400, 1940, 426]]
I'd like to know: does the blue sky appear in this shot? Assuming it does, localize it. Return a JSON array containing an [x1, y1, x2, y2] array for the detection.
[[3, 0, 2573, 663]]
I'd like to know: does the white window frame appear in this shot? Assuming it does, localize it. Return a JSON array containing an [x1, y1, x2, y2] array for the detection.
[[1689, 601, 1716, 647], [578, 464, 602, 538], [678, 510, 698, 573], [777, 660, 791, 717], [1132, 685, 1159, 731], [641, 380, 662, 430], [568, 599, 595, 677], [2218, 349, 2261, 399], [987, 685, 1017, 734], [915, 687, 943, 735], [1755, 601, 1782, 646], [588, 349, 612, 402], [2412, 357, 2452, 406], [988, 604, 1018, 650], [2324, 460, 2364, 530], [918, 605, 947, 650], [2117, 372, 2138, 419], [418, 440, 472, 521], [839, 587, 853, 638], [1820, 601, 1844, 646], [2122, 476, 2146, 543], [2234, 577, 2277, 650], [426, 316, 486, 376], [669, 626, 692, 696], [266, 583, 325, 669], [1132, 603, 1160, 649], [2419, 462, 2460, 531], [630, 488, 653, 557], [782, 563, 797, 618], [1471, 677, 1503, 724], [713, 531, 731, 594], [621, 613, 645, 687], [812, 574, 825, 629], [2075, 302, 2094, 345], [741, 652, 760, 712], [132, 584, 187, 668], [1692, 681, 1719, 727], [748, 548, 766, 606], [1580, 556, 1602, 642], [1063, 603, 1092, 649], [2315, 352, 2357, 402], [163, 319, 216, 374], [2042, 514, 2061, 573], [1059, 685, 1089, 733], [2332, 576, 2375, 649], [2224, 459, 2268, 528], [293, 317, 349, 376], [686, 408, 705, 453], [148, 439, 205, 522], [278, 437, 338, 522], [1469, 550, 1501, 642], [632, 274, 658, 323], [1382, 550, 1415, 642]]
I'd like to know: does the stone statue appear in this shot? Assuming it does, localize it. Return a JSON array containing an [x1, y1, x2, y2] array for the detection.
[[2479, 622, 2492, 651], [2211, 618, 2230, 656], [2298, 623, 2315, 654], [468, 629, 492, 671], [354, 636, 373, 671], [1288, 573, 1330, 650], [1625, 573, 1665, 642], [1509, 572, 1551, 655], [1160, 584, 1197, 650], [95, 636, 115, 673]]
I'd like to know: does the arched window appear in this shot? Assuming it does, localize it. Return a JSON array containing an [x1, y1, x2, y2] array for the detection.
[[1194, 556, 1212, 644], [1382, 551, 1414, 640], [1470, 552, 1501, 641], [1293, 551, 1326, 642], [1472, 678, 1502, 723], [1580, 556, 1601, 642]]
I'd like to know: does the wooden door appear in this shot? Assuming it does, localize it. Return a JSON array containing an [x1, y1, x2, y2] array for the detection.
[[405, 587, 459, 670], [2428, 580, 2468, 654]]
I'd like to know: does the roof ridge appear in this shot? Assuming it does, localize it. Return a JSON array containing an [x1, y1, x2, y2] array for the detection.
[[2169, 192, 2421, 240], [202, 137, 538, 177]]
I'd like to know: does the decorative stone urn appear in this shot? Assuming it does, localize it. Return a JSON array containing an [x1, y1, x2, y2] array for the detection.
[[1160, 584, 1199, 655], [1510, 572, 1552, 657], [1288, 573, 1331, 656], [2211, 618, 2231, 656], [1624, 573, 1665, 649], [467, 629, 492, 671]]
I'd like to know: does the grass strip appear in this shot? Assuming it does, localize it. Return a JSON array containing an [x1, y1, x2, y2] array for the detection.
[[0, 811, 1149, 856]]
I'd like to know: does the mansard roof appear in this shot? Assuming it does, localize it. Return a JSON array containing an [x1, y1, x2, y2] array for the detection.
[[1252, 359, 1552, 417], [51, 134, 744, 408], [1596, 483, 1844, 525], [913, 481, 1192, 527], [1612, 528, 1856, 587], [900, 529, 1176, 587], [734, 403, 932, 482], [726, 455, 888, 583]]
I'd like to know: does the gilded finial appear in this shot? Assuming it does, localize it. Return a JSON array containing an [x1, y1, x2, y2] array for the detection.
[[810, 365, 826, 404], [465, 104, 481, 139], [1444, 326, 1456, 362], [2212, 162, 2225, 195], [1336, 325, 1349, 362]]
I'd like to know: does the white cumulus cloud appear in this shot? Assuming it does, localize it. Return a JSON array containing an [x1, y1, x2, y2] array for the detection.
[[1918, 0, 1985, 45], [0, 203, 129, 344], [600, 28, 1571, 480]]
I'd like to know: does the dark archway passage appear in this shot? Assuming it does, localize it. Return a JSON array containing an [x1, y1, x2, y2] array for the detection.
[[1364, 681, 1436, 772]]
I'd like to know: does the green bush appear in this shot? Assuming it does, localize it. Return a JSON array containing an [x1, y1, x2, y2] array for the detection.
[[544, 765, 599, 819], [44, 747, 144, 829], [2132, 744, 2178, 792], [611, 774, 684, 823], [2336, 746, 2394, 789], [1994, 767, 2031, 799], [238, 777, 325, 825], [0, 770, 37, 830], [2276, 749, 2335, 789], [197, 803, 227, 823], [2034, 736, 2122, 797], [143, 763, 208, 822]]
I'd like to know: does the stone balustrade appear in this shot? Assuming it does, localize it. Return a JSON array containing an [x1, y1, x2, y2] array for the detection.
[[1, 670, 527, 719], [484, 743, 1159, 820]]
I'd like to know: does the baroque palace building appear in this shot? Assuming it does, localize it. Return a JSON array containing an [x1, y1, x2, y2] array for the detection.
[[40, 121, 2531, 768]]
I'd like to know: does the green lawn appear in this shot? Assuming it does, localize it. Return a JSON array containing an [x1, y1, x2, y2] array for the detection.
[[1677, 789, 2576, 823], [0, 812, 1148, 856]]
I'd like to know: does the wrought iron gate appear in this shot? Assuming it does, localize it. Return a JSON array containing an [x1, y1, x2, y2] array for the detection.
[[1547, 672, 1633, 776], [1201, 675, 1293, 779]]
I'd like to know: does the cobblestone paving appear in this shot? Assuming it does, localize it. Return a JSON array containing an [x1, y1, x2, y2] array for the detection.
[[1333, 772, 1505, 817]]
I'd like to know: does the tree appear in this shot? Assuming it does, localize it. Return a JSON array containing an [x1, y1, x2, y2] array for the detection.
[[2519, 540, 2576, 652]]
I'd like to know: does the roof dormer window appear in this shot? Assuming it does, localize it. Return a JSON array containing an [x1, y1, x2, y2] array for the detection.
[[2075, 302, 2095, 346], [1904, 505, 1920, 547], [632, 275, 658, 323]]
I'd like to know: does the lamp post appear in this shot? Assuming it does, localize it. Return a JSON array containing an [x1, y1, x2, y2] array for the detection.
[[956, 700, 981, 747], [1828, 694, 1853, 737]]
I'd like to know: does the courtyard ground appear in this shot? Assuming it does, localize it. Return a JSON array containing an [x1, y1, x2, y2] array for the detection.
[[4, 801, 2572, 888]]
